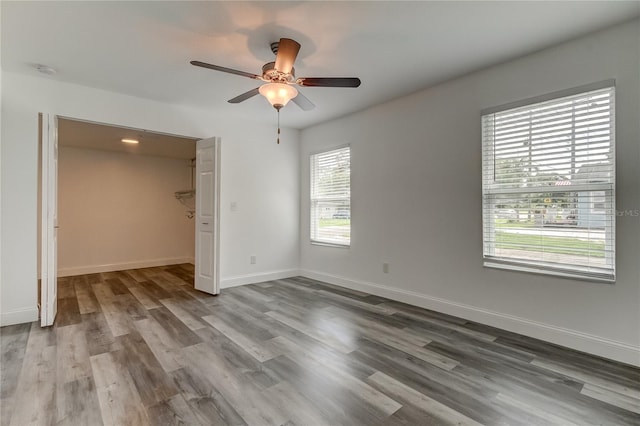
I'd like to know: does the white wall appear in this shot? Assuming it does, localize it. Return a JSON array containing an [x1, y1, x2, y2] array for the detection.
[[58, 146, 196, 276], [300, 21, 640, 366], [0, 72, 300, 325]]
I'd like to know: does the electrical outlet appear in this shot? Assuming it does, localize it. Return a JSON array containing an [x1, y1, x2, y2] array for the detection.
[[250, 255, 256, 265], [383, 262, 389, 273]]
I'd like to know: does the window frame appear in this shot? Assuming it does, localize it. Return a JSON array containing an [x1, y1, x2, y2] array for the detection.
[[481, 81, 616, 282], [309, 144, 351, 248]]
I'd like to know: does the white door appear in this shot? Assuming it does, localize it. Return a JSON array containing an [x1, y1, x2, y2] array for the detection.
[[195, 137, 221, 294], [41, 114, 58, 326]]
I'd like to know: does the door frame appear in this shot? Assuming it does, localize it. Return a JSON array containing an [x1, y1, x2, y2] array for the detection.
[[39, 114, 221, 325]]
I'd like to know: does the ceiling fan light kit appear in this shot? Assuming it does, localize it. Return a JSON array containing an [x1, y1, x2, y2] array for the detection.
[[191, 37, 361, 143], [259, 82, 298, 110]]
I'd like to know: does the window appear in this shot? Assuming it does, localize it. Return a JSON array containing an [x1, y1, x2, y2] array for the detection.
[[482, 82, 615, 281], [310, 146, 351, 246]]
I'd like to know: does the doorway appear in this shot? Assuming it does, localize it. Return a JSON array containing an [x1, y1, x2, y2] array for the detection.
[[39, 115, 221, 326]]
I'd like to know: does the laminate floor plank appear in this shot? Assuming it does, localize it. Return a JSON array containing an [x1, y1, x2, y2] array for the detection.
[[275, 278, 399, 316], [114, 292, 149, 321], [90, 350, 150, 426], [134, 317, 187, 373], [0, 323, 30, 397], [366, 371, 482, 426], [289, 276, 371, 298], [267, 336, 402, 416], [493, 392, 582, 426], [8, 323, 57, 426], [145, 393, 202, 426], [152, 271, 187, 289], [56, 296, 82, 327], [160, 297, 206, 330], [138, 279, 172, 301], [264, 353, 388, 426], [351, 339, 512, 425], [9, 346, 57, 425], [163, 265, 195, 284], [92, 283, 134, 337], [531, 357, 640, 398], [181, 342, 290, 426], [265, 309, 358, 354], [56, 376, 104, 426], [148, 307, 202, 348], [2, 269, 639, 426], [202, 314, 278, 362], [166, 290, 217, 317], [58, 278, 77, 299], [124, 269, 150, 283], [207, 302, 276, 342], [83, 312, 123, 356], [438, 347, 638, 425], [56, 323, 92, 384], [580, 382, 640, 414], [111, 271, 140, 288], [193, 325, 281, 391], [74, 279, 101, 314], [129, 285, 162, 310], [499, 332, 640, 386], [105, 277, 130, 295], [85, 273, 103, 285], [228, 285, 276, 305], [115, 330, 179, 407], [263, 380, 333, 426], [170, 367, 247, 425], [0, 323, 31, 425]]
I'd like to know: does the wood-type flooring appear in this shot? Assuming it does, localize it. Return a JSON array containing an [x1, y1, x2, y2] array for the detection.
[[1, 264, 639, 425]]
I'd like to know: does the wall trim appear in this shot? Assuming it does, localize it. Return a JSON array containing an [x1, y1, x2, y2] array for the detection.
[[299, 269, 640, 367], [221, 269, 300, 289], [0, 306, 39, 326], [58, 257, 195, 277]]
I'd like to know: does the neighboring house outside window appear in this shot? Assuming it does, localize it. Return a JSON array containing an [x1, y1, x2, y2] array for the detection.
[[310, 145, 351, 247], [482, 82, 615, 281]]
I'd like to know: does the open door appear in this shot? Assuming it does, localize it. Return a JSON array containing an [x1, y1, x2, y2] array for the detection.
[[41, 114, 58, 326], [195, 137, 221, 294]]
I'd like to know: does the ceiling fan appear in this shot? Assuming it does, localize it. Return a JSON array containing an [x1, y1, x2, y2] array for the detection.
[[190, 38, 361, 112]]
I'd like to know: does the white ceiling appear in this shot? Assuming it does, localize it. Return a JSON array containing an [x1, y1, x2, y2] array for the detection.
[[3, 1, 638, 129], [59, 118, 197, 159]]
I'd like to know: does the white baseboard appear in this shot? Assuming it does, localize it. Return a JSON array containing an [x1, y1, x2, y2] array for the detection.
[[221, 269, 300, 289], [58, 257, 195, 277], [300, 269, 640, 367], [0, 306, 38, 326]]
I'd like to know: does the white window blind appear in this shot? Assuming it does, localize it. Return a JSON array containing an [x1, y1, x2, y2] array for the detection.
[[310, 146, 351, 246], [482, 83, 615, 281]]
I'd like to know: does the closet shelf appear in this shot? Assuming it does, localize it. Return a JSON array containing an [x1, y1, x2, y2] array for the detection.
[[175, 190, 195, 200]]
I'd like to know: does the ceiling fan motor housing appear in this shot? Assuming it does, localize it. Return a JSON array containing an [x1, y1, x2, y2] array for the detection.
[[262, 62, 295, 83]]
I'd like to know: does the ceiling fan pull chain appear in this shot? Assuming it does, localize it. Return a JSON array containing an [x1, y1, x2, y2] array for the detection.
[[277, 108, 281, 144]]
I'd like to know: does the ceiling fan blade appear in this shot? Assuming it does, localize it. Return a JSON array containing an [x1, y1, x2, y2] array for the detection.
[[292, 91, 315, 111], [297, 77, 361, 88], [191, 60, 261, 80], [228, 87, 260, 103], [274, 38, 301, 74]]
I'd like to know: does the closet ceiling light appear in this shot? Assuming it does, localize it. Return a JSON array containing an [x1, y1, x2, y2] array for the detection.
[[121, 138, 139, 144]]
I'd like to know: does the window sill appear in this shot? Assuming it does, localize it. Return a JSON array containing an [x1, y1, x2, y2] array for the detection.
[[483, 260, 615, 283], [311, 241, 350, 249]]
